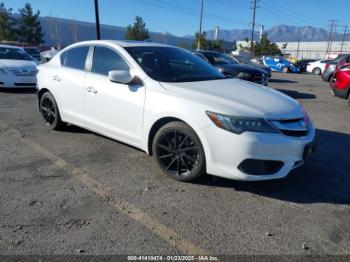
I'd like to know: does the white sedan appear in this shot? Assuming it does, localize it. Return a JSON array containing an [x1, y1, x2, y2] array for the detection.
[[306, 59, 331, 75], [0, 45, 37, 88], [36, 40, 315, 181]]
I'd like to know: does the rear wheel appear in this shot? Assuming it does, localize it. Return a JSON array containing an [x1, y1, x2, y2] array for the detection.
[[282, 67, 289, 73], [152, 121, 205, 182], [39, 92, 65, 130], [312, 67, 321, 75]]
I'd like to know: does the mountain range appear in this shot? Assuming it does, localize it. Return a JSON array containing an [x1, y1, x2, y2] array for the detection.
[[200, 25, 347, 42], [37, 16, 347, 47]]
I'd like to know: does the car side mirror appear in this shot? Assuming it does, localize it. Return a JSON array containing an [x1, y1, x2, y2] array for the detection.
[[108, 70, 134, 84]]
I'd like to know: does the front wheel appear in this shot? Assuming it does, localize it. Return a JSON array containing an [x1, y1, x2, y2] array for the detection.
[[312, 67, 321, 75], [152, 121, 206, 182], [39, 92, 65, 130], [282, 67, 289, 73]]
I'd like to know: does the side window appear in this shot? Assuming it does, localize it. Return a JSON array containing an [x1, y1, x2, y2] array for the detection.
[[91, 46, 129, 76], [63, 46, 89, 70]]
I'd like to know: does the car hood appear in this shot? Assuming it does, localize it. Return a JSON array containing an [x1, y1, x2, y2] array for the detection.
[[218, 63, 266, 74], [160, 78, 303, 119], [0, 59, 37, 69]]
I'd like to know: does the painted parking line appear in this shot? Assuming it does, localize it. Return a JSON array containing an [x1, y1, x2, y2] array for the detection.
[[0, 119, 207, 255]]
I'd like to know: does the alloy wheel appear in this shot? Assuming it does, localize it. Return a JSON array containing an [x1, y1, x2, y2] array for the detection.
[[40, 97, 56, 125], [156, 129, 199, 177]]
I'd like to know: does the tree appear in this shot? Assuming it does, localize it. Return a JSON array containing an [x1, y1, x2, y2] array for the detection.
[[177, 41, 190, 50], [18, 3, 44, 45], [125, 16, 149, 41], [192, 31, 210, 50], [211, 39, 223, 51], [0, 3, 17, 41], [252, 34, 282, 56]]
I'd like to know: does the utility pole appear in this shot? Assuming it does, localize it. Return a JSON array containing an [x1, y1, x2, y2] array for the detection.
[[326, 20, 337, 57], [94, 0, 101, 40], [340, 25, 348, 53], [197, 0, 204, 50], [250, 0, 259, 57], [296, 38, 301, 58]]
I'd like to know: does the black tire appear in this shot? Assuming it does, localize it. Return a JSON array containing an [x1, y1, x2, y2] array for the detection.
[[312, 67, 321, 75], [282, 67, 289, 73], [152, 121, 205, 182], [348, 95, 350, 107], [39, 92, 65, 130]]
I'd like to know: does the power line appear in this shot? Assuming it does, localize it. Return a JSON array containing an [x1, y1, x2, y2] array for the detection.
[[264, 0, 321, 26], [138, 0, 249, 27]]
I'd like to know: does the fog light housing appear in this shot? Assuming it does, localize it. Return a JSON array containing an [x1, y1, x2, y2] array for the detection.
[[238, 159, 284, 175]]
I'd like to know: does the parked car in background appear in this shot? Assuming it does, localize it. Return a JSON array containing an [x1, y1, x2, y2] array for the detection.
[[41, 47, 59, 62], [0, 44, 38, 88], [306, 59, 331, 75], [252, 56, 300, 73], [330, 63, 350, 106], [194, 51, 269, 86], [36, 40, 315, 181], [23, 47, 41, 62], [296, 59, 317, 73], [230, 55, 272, 78], [322, 54, 350, 82]]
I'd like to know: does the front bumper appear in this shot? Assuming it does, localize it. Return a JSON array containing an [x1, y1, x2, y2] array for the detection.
[[200, 123, 316, 181], [331, 86, 348, 99], [0, 75, 36, 88]]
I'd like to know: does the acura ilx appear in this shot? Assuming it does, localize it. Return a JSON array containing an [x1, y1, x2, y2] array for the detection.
[[36, 40, 315, 181]]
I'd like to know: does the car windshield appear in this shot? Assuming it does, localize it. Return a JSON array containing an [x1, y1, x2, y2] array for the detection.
[[0, 47, 34, 61], [234, 56, 252, 64], [126, 46, 226, 82], [333, 54, 349, 63], [203, 52, 237, 65]]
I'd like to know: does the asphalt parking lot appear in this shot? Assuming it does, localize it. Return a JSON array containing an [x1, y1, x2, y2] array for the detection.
[[0, 72, 349, 256]]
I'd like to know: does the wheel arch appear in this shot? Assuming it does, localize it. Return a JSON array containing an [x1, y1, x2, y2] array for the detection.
[[37, 88, 50, 109], [147, 116, 186, 155]]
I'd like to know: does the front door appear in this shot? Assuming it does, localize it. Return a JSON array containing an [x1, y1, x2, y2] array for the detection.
[[84, 46, 145, 146]]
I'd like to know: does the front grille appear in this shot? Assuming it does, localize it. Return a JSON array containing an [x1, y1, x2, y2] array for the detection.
[[269, 118, 309, 137], [9, 69, 36, 76], [14, 83, 36, 87], [252, 73, 268, 85]]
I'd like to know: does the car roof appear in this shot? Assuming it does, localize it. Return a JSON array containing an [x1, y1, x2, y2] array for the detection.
[[196, 50, 222, 54], [0, 44, 22, 49], [68, 40, 172, 48]]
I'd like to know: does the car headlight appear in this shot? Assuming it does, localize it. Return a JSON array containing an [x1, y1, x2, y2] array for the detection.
[[206, 111, 277, 134], [0, 68, 7, 75], [237, 72, 252, 80]]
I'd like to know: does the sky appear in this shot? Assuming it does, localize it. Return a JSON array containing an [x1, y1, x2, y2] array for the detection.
[[3, 0, 350, 37]]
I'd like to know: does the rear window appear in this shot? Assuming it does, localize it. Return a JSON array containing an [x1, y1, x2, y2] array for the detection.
[[61, 46, 89, 70]]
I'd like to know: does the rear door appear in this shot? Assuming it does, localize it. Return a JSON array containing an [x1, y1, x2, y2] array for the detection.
[[54, 46, 90, 124], [84, 45, 145, 146]]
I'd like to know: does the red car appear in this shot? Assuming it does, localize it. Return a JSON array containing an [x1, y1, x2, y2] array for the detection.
[[330, 63, 350, 106]]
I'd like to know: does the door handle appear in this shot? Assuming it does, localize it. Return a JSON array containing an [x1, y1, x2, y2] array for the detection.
[[86, 86, 98, 94], [52, 75, 61, 82]]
